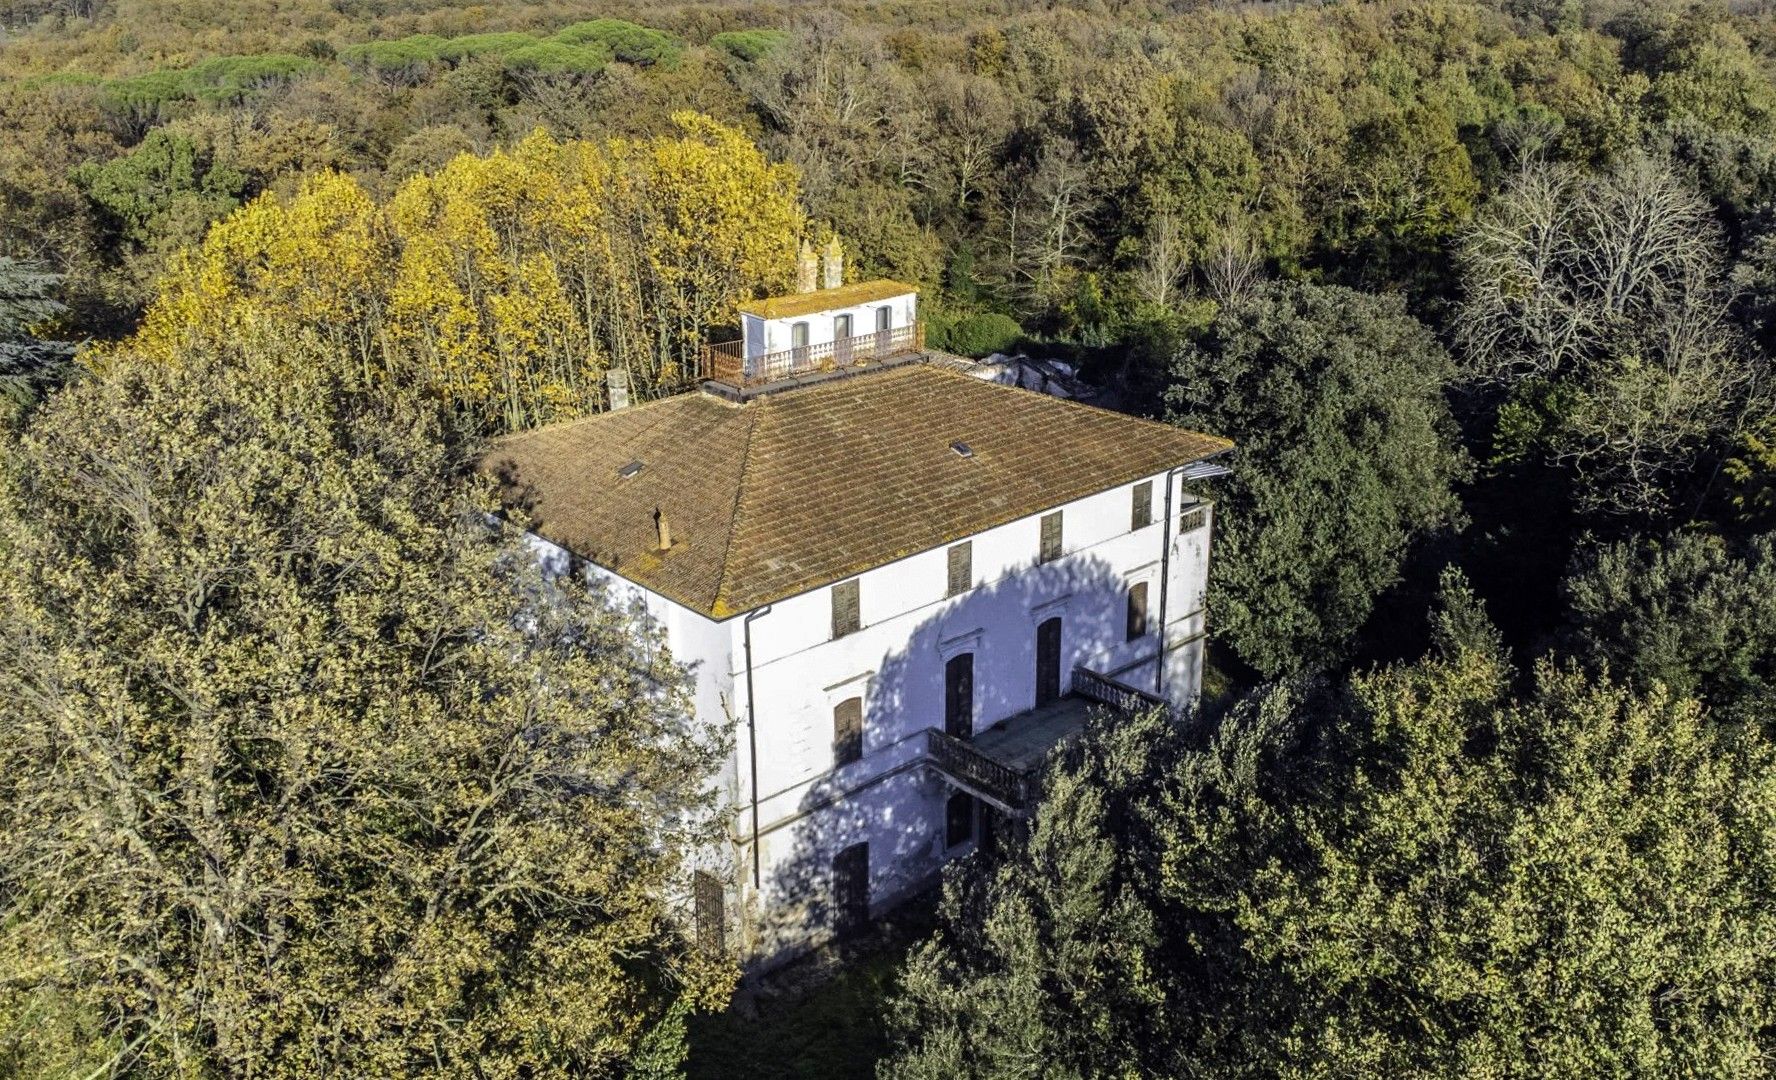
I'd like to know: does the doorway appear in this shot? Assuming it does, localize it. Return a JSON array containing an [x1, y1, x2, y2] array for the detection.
[[833, 842, 869, 935], [1036, 616, 1062, 707], [945, 652, 974, 739]]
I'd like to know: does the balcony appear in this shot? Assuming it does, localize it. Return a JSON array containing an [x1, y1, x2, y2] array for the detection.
[[925, 666, 1170, 814], [699, 322, 926, 391]]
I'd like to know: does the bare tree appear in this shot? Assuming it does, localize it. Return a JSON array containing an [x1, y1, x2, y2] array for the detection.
[[1133, 209, 1188, 309], [1455, 154, 1765, 514], [1202, 212, 1265, 308]]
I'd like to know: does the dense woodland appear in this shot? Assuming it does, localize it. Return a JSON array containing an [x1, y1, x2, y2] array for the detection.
[[4, 0, 1776, 1076]]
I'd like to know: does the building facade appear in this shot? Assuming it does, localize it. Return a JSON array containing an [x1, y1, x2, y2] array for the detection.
[[485, 279, 1230, 968]]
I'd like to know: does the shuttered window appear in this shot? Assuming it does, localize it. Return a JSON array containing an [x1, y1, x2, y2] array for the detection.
[[1127, 581, 1150, 641], [1131, 480, 1153, 529], [947, 541, 972, 597], [831, 579, 860, 639], [1039, 511, 1063, 563], [693, 871, 724, 955], [833, 697, 863, 766]]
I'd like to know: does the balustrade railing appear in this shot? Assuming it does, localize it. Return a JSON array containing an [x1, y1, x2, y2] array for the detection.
[[1072, 666, 1170, 716], [1179, 502, 1210, 534], [698, 322, 924, 388], [925, 728, 1031, 810]]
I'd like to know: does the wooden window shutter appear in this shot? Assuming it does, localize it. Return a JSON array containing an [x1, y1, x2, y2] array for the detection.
[[693, 871, 724, 955], [1039, 511, 1063, 563], [1127, 581, 1150, 641], [832, 579, 861, 638], [833, 697, 863, 766], [1132, 480, 1153, 529], [947, 542, 972, 597]]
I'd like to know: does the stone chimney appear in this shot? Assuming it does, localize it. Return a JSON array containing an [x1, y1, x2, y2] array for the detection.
[[654, 506, 672, 551], [821, 236, 843, 290], [606, 368, 631, 411], [796, 239, 818, 294]]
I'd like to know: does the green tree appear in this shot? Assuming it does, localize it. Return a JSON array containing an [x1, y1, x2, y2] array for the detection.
[[885, 574, 1776, 1077], [0, 327, 732, 1077], [0, 254, 75, 422], [1165, 282, 1468, 677], [1562, 530, 1776, 723]]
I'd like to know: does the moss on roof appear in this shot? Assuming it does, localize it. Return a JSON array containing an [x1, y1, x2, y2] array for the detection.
[[483, 362, 1231, 618], [736, 279, 918, 320]]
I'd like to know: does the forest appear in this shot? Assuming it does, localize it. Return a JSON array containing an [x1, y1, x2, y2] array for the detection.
[[3, 0, 1776, 1076]]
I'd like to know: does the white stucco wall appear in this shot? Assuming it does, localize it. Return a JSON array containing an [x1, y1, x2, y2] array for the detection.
[[741, 290, 918, 360], [521, 467, 1214, 968]]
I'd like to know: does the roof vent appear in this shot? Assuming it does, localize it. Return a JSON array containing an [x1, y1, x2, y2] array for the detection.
[[618, 460, 644, 479], [654, 506, 673, 551], [950, 441, 974, 459]]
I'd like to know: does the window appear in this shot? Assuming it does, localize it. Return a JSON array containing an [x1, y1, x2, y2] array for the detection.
[[1126, 581, 1150, 641], [693, 871, 724, 955], [834, 313, 853, 339], [791, 321, 810, 348], [831, 579, 860, 639], [1039, 511, 1063, 563], [946, 791, 975, 848], [1131, 480, 1153, 529], [947, 541, 972, 597], [875, 305, 893, 331], [833, 697, 863, 767]]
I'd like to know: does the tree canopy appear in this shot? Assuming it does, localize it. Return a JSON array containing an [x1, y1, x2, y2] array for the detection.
[[885, 575, 1776, 1078], [1165, 283, 1469, 677], [0, 328, 730, 1076]]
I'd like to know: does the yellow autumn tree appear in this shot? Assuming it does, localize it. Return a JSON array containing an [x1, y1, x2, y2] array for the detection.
[[133, 170, 391, 379], [133, 114, 802, 433]]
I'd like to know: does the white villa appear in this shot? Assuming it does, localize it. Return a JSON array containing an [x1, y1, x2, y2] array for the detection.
[[484, 249, 1232, 969]]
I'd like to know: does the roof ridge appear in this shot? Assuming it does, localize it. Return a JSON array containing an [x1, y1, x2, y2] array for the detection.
[[709, 399, 766, 617]]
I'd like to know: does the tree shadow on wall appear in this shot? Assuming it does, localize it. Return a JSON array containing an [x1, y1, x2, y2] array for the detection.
[[743, 551, 1144, 971]]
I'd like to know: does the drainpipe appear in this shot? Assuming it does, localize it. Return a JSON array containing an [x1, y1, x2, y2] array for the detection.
[[1154, 465, 1189, 701], [741, 604, 773, 891]]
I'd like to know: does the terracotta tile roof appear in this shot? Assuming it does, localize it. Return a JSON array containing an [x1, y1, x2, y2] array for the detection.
[[483, 362, 1231, 619], [736, 279, 918, 320]]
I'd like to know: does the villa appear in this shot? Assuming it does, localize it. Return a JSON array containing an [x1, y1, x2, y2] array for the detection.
[[483, 244, 1232, 968]]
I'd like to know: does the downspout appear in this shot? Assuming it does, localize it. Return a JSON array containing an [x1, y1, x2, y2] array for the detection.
[[741, 604, 773, 891], [1154, 465, 1189, 700]]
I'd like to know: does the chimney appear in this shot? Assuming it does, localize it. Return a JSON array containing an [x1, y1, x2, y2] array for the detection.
[[654, 506, 672, 551], [821, 236, 843, 290], [796, 239, 818, 293], [606, 368, 631, 411]]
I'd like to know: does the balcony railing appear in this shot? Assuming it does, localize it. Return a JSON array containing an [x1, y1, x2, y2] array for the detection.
[[925, 728, 1032, 811], [699, 322, 925, 388], [1073, 666, 1170, 716]]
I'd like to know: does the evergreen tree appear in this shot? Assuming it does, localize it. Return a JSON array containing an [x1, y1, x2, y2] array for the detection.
[[884, 573, 1776, 1078], [0, 255, 75, 421], [1165, 282, 1468, 678]]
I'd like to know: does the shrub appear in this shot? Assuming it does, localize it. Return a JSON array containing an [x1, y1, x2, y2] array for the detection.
[[553, 20, 681, 67], [943, 311, 1023, 356], [711, 30, 789, 62], [436, 33, 536, 63], [502, 41, 611, 77]]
